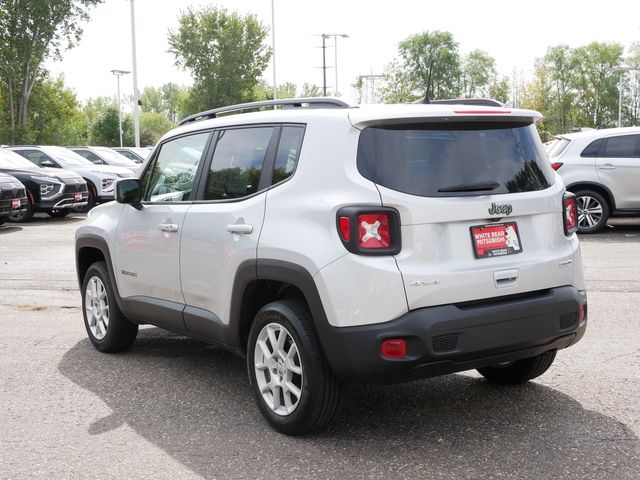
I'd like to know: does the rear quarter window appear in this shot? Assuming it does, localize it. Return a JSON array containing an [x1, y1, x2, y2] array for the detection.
[[357, 122, 555, 197]]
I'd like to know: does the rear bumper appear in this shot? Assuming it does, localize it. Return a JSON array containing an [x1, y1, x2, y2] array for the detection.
[[320, 286, 587, 383]]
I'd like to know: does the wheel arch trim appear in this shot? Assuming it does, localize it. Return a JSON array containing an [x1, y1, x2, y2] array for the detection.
[[565, 181, 616, 210], [76, 234, 126, 313]]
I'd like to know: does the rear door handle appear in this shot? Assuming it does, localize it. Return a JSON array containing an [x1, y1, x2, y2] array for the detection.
[[599, 163, 616, 170], [226, 223, 253, 234], [159, 223, 179, 233], [494, 269, 519, 288]]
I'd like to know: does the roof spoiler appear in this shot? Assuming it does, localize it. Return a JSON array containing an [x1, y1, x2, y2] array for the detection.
[[413, 98, 505, 107]]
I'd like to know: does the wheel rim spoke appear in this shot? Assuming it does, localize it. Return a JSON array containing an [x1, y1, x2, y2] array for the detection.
[[254, 322, 303, 416]]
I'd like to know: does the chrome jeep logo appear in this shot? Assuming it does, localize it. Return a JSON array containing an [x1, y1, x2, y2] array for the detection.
[[488, 203, 513, 216]]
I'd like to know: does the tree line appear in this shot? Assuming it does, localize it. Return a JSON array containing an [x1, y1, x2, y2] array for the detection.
[[1, 1, 639, 147]]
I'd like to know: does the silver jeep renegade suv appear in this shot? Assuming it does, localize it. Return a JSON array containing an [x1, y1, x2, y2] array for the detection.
[[76, 98, 587, 435]]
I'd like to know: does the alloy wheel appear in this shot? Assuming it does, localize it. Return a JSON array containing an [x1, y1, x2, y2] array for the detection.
[[85, 276, 109, 340], [576, 195, 603, 229], [254, 323, 303, 416]]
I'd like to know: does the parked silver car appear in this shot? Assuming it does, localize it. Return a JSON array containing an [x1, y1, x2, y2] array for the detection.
[[549, 127, 640, 233]]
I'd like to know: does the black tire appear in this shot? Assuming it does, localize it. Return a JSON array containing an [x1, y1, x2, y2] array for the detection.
[[9, 198, 33, 223], [477, 350, 557, 385], [74, 185, 96, 213], [47, 209, 70, 218], [81, 261, 138, 353], [247, 299, 342, 435], [574, 189, 610, 234]]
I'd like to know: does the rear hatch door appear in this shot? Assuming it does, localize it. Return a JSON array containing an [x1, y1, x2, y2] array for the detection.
[[353, 113, 576, 309]]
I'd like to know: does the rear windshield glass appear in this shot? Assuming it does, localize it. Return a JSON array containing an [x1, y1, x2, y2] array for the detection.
[[547, 137, 570, 157], [357, 123, 555, 197]]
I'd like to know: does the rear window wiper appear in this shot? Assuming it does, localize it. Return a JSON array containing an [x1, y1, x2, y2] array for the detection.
[[437, 181, 500, 193]]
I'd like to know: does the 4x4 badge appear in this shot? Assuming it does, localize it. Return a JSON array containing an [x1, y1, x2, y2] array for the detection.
[[488, 203, 513, 216]]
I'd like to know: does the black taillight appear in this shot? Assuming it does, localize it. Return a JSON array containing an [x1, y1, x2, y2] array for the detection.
[[563, 192, 578, 235], [336, 206, 401, 255]]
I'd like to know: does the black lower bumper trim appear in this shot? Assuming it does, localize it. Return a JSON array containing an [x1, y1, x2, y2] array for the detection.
[[319, 286, 587, 384]]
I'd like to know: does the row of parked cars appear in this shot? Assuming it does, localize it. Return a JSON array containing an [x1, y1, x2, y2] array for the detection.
[[0, 146, 151, 224]]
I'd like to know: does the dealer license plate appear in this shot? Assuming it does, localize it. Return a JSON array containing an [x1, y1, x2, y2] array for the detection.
[[74, 193, 82, 201], [11, 199, 20, 208], [470, 222, 523, 259]]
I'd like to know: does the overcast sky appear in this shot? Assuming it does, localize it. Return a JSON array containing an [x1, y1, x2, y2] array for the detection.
[[46, 0, 640, 106]]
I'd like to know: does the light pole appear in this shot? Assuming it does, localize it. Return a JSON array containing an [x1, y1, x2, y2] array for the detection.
[[315, 33, 349, 96], [110, 69, 130, 147], [271, 0, 276, 100], [329, 34, 348, 96], [129, 0, 140, 147]]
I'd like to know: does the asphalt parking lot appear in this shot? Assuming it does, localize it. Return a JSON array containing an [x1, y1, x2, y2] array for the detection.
[[1, 214, 639, 479]]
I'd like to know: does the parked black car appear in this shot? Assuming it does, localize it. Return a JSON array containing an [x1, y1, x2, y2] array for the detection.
[[0, 148, 88, 222], [0, 172, 28, 225]]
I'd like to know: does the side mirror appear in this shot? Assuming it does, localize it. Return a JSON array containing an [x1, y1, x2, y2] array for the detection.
[[41, 160, 57, 167], [116, 179, 142, 210]]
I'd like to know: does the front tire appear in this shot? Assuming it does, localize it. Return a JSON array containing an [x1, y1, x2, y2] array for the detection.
[[82, 261, 138, 352], [74, 186, 96, 213], [247, 300, 342, 435], [477, 350, 557, 385], [574, 189, 610, 234], [47, 209, 70, 218], [9, 198, 33, 223]]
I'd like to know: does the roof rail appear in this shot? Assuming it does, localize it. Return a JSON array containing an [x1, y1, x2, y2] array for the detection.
[[412, 97, 505, 107], [178, 97, 351, 126]]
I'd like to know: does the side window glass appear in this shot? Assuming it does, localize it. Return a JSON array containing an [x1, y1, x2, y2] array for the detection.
[[273, 126, 304, 185], [83, 151, 104, 164], [603, 135, 639, 158], [144, 131, 211, 202], [19, 150, 56, 167], [580, 138, 603, 157], [203, 127, 274, 200]]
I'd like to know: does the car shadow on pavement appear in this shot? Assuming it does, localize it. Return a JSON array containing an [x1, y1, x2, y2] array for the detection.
[[58, 328, 640, 479], [0, 225, 22, 234], [19, 214, 86, 226]]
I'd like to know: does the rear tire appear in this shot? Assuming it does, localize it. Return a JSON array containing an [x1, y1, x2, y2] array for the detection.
[[247, 299, 342, 435], [477, 350, 557, 385], [82, 261, 138, 352], [574, 189, 609, 234]]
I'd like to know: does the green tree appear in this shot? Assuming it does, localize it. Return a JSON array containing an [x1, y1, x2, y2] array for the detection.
[[140, 86, 164, 113], [488, 76, 510, 104], [571, 42, 623, 128], [168, 6, 271, 115], [161, 82, 188, 123], [300, 83, 322, 98], [139, 111, 174, 146], [397, 30, 461, 99], [0, 73, 86, 144], [91, 105, 122, 146], [0, 0, 103, 143], [623, 42, 640, 126], [461, 50, 496, 98], [253, 80, 299, 101], [379, 59, 418, 103]]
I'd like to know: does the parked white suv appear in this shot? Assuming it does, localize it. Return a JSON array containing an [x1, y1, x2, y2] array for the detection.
[[76, 98, 587, 434], [548, 126, 640, 233], [11, 146, 136, 210]]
